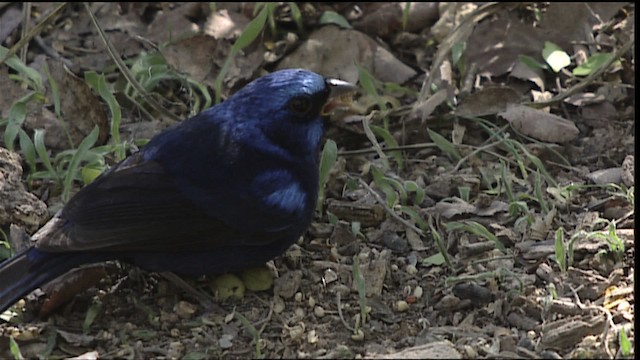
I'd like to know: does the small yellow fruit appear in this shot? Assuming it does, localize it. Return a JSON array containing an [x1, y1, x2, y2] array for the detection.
[[240, 266, 274, 292], [210, 274, 245, 300]]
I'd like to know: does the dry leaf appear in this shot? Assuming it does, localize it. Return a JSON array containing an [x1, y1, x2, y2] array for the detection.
[[498, 104, 579, 143], [277, 25, 416, 84], [455, 87, 521, 117]]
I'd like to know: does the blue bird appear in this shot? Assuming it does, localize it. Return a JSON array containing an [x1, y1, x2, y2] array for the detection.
[[0, 69, 356, 313]]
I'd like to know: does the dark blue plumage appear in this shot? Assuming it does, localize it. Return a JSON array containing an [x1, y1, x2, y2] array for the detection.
[[0, 69, 356, 313]]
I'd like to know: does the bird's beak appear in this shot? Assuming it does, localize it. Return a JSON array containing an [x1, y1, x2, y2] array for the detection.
[[322, 78, 358, 115]]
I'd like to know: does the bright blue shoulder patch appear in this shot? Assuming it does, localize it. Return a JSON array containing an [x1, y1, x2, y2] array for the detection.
[[254, 170, 306, 214]]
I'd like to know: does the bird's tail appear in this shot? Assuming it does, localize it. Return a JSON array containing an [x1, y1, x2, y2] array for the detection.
[[0, 248, 84, 314]]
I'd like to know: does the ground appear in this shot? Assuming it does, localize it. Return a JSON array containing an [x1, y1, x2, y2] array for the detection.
[[0, 3, 635, 359]]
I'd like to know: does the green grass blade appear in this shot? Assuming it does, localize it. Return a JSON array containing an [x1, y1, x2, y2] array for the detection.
[[85, 71, 124, 161], [554, 227, 566, 272], [371, 165, 398, 208], [33, 129, 57, 181], [9, 336, 24, 360], [427, 128, 461, 161], [5, 92, 42, 151], [235, 310, 262, 359], [403, 180, 425, 204], [370, 124, 404, 169], [0, 45, 44, 90], [18, 129, 37, 176], [62, 126, 100, 202], [317, 139, 338, 212], [352, 255, 367, 328], [427, 215, 452, 268]]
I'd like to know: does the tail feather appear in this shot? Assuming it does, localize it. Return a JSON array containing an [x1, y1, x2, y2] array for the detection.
[[0, 248, 86, 314]]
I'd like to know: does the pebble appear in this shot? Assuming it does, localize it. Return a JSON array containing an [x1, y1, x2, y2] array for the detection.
[[219, 334, 234, 349], [617, 300, 631, 312], [273, 295, 285, 314], [395, 300, 410, 312], [406, 264, 418, 275], [314, 306, 325, 318], [173, 301, 198, 319], [274, 270, 302, 299], [307, 329, 318, 344], [288, 324, 305, 341], [323, 268, 339, 284], [167, 341, 184, 358], [413, 286, 424, 299]]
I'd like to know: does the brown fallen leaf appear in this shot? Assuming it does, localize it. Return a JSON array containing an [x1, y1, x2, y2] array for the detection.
[[277, 25, 416, 84], [161, 34, 218, 86], [455, 86, 521, 117], [352, 2, 439, 39], [24, 60, 109, 150], [39, 264, 111, 318], [498, 104, 579, 143]]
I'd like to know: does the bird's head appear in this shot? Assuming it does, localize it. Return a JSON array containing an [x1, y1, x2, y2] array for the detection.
[[218, 69, 356, 161]]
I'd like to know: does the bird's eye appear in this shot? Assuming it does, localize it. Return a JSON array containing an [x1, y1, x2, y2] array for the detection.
[[288, 95, 313, 115]]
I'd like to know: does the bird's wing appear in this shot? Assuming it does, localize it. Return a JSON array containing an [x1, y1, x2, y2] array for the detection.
[[34, 153, 270, 253]]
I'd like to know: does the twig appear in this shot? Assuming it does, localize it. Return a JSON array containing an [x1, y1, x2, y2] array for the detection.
[[568, 284, 615, 359], [0, 2, 67, 66], [336, 292, 354, 332], [20, 2, 31, 63], [360, 112, 388, 164], [256, 297, 274, 334], [338, 142, 439, 156], [33, 35, 74, 68]]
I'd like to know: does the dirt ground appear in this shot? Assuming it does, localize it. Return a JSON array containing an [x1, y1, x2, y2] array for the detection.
[[0, 3, 635, 359]]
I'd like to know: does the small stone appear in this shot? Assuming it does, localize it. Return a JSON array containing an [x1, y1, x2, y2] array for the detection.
[[167, 341, 184, 358], [218, 334, 234, 349], [314, 306, 325, 318], [274, 270, 302, 299], [308, 296, 316, 308], [414, 286, 424, 299], [273, 295, 286, 314], [406, 264, 418, 275], [173, 301, 198, 319], [295, 292, 303, 302], [307, 329, 318, 344], [294, 307, 305, 318], [395, 300, 410, 312], [323, 268, 338, 284], [288, 324, 305, 341], [617, 300, 631, 312]]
